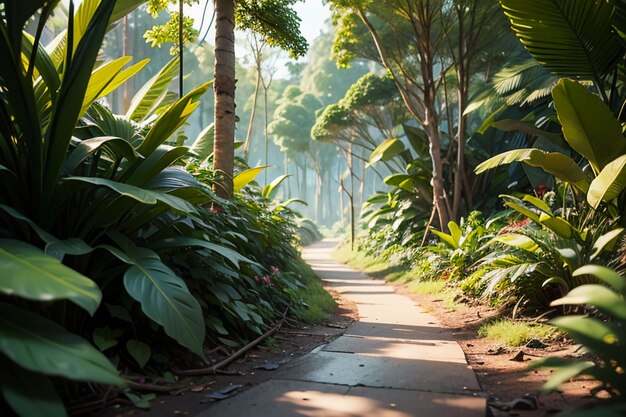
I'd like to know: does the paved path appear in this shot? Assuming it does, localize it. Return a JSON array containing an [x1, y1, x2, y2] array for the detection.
[[197, 240, 486, 417]]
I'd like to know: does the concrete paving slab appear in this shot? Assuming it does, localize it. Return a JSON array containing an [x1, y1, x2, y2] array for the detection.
[[356, 304, 437, 325], [195, 380, 349, 417], [196, 379, 485, 417], [283, 350, 480, 393], [323, 336, 466, 362], [345, 321, 452, 342], [347, 386, 486, 417]]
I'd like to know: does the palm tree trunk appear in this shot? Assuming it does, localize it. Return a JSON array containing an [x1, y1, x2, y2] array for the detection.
[[212, 0, 236, 199]]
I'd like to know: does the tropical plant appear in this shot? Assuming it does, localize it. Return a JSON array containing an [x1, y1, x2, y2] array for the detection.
[[0, 2, 330, 414], [531, 264, 626, 416]]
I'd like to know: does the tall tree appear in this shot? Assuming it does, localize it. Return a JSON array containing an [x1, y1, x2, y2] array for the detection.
[[213, 0, 237, 198], [147, 0, 308, 199]]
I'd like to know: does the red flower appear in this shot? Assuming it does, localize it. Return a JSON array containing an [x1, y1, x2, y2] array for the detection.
[[535, 184, 549, 198], [270, 266, 280, 274], [263, 275, 272, 285], [254, 275, 260, 282]]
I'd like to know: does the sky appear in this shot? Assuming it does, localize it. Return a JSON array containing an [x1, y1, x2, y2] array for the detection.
[[187, 0, 331, 48], [61, 1, 331, 46]]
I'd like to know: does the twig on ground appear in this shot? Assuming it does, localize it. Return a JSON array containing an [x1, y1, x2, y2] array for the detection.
[[175, 310, 287, 376]]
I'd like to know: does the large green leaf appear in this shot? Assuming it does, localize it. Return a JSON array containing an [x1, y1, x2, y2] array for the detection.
[[0, 239, 101, 315], [588, 154, 626, 208], [234, 166, 269, 192], [0, 359, 66, 417], [262, 174, 291, 200], [491, 233, 539, 252], [137, 81, 212, 158], [127, 57, 180, 122], [590, 228, 625, 261], [111, 234, 206, 358], [552, 79, 626, 172], [551, 285, 626, 320], [573, 264, 626, 292], [149, 237, 253, 269], [538, 212, 574, 238], [64, 136, 140, 174], [549, 315, 621, 354], [189, 123, 215, 162], [500, 0, 625, 78], [81, 57, 149, 116], [64, 177, 197, 214], [475, 148, 589, 192], [368, 138, 406, 165], [490, 119, 565, 146], [0, 303, 124, 386]]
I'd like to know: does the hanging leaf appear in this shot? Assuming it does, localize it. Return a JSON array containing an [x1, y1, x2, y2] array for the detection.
[[262, 174, 291, 200], [233, 166, 269, 192], [553, 79, 626, 172], [110, 234, 206, 358], [0, 239, 101, 315], [475, 148, 589, 192], [0, 360, 67, 417], [368, 138, 406, 165], [588, 154, 626, 208], [0, 303, 124, 386]]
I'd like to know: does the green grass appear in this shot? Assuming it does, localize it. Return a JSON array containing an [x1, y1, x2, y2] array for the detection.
[[294, 262, 337, 324], [478, 319, 558, 347], [333, 243, 410, 279], [408, 280, 459, 311]]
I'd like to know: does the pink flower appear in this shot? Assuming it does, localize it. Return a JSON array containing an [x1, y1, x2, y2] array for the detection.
[[263, 275, 272, 285], [254, 275, 260, 282], [270, 266, 280, 274]]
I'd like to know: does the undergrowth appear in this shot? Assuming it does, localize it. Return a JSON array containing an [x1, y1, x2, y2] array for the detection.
[[478, 319, 558, 347]]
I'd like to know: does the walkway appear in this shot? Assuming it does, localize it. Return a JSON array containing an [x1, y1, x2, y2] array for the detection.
[[197, 239, 486, 417]]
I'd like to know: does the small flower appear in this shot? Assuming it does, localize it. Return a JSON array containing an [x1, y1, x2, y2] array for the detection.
[[263, 275, 272, 285], [254, 275, 260, 282], [535, 184, 549, 198], [270, 266, 280, 274]]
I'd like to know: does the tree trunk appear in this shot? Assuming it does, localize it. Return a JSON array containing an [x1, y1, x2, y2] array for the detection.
[[212, 0, 236, 199], [242, 70, 261, 162]]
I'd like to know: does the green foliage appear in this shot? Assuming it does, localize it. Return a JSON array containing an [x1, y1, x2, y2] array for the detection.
[[146, 0, 308, 57], [500, 0, 625, 83], [532, 265, 626, 413], [0, 3, 333, 414]]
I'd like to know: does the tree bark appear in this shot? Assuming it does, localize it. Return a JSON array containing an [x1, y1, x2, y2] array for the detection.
[[212, 0, 236, 199]]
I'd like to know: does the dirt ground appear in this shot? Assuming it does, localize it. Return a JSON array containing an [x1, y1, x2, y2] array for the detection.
[[100, 281, 602, 417]]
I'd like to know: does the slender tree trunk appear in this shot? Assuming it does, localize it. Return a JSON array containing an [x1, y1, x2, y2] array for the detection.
[[264, 87, 269, 185], [243, 67, 261, 161], [424, 82, 450, 229], [452, 70, 469, 220], [338, 162, 345, 225], [348, 143, 355, 250], [212, 0, 236, 199]]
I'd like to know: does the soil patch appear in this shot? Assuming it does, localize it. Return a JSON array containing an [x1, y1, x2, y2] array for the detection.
[[392, 282, 602, 417]]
